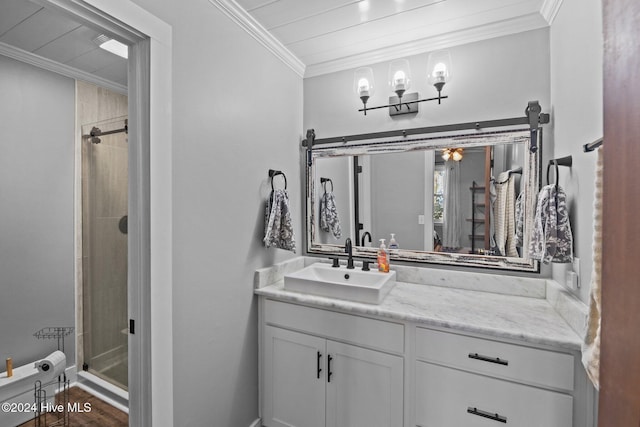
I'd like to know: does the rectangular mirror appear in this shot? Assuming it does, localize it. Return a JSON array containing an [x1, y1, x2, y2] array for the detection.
[[306, 129, 540, 271]]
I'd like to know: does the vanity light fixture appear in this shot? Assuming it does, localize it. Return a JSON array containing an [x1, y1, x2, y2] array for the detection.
[[355, 50, 451, 116], [354, 67, 376, 114], [442, 148, 463, 162], [427, 49, 452, 104], [93, 34, 129, 59]]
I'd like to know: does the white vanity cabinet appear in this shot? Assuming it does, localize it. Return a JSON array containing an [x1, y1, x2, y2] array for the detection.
[[258, 295, 591, 427], [263, 326, 326, 427], [261, 300, 404, 427], [414, 327, 575, 427]]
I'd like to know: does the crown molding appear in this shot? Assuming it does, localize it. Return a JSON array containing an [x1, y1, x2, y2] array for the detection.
[[0, 42, 127, 94], [304, 13, 548, 78], [208, 0, 305, 77], [540, 0, 565, 24]]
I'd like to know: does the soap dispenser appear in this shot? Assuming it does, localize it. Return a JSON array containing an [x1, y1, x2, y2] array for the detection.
[[377, 239, 389, 273], [389, 233, 399, 253]]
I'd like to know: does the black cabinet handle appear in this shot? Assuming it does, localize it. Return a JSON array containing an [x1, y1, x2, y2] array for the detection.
[[467, 407, 507, 423], [468, 352, 508, 366], [327, 355, 333, 382], [317, 351, 322, 379]]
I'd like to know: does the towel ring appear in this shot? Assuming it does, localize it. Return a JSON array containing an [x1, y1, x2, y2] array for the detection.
[[269, 169, 287, 191], [546, 156, 573, 186], [320, 177, 333, 193]]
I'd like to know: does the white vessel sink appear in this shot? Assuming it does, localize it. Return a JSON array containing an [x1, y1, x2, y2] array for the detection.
[[284, 263, 396, 304]]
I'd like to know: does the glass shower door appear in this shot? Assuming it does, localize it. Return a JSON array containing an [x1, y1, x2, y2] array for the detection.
[[81, 116, 129, 390]]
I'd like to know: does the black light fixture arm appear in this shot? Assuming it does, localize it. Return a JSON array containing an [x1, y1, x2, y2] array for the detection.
[[358, 94, 449, 115]]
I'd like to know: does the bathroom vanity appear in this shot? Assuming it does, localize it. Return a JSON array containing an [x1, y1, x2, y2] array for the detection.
[[255, 259, 595, 427]]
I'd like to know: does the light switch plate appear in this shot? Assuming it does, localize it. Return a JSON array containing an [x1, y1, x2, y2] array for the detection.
[[418, 214, 425, 225]]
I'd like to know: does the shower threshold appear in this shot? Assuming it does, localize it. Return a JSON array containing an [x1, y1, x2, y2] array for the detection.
[[76, 371, 129, 413]]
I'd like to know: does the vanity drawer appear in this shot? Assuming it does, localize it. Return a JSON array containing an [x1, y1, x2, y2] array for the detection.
[[264, 299, 404, 354], [415, 327, 574, 391], [415, 361, 573, 427]]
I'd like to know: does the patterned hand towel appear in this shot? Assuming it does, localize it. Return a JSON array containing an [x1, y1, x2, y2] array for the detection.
[[320, 191, 342, 239], [514, 192, 524, 247], [264, 189, 296, 253], [529, 184, 573, 263]]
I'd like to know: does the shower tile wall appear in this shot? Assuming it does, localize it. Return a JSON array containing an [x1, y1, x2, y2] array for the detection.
[[75, 81, 128, 387]]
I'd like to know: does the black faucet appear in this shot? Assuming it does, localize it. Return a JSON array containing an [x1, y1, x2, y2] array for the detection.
[[345, 238, 355, 269], [361, 231, 372, 247]]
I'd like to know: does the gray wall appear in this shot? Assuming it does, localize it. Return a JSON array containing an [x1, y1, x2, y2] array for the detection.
[[128, 1, 303, 426], [304, 28, 551, 271], [550, 0, 603, 303], [0, 55, 75, 367], [304, 29, 550, 138]]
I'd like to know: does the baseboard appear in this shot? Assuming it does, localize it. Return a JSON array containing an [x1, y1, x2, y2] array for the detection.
[[249, 418, 261, 427], [75, 371, 129, 413], [65, 365, 78, 384]]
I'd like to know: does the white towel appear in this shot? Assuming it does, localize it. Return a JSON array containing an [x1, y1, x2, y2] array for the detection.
[[264, 189, 296, 253], [582, 147, 603, 389], [320, 191, 342, 239], [493, 171, 518, 257]]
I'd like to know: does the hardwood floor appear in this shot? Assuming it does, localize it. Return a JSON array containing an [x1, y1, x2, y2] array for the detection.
[[18, 387, 128, 427]]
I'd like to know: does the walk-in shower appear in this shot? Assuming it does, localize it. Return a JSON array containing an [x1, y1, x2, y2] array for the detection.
[[81, 116, 128, 390]]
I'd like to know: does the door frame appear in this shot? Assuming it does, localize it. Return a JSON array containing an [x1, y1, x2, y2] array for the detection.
[[38, 1, 173, 426], [600, 0, 640, 424]]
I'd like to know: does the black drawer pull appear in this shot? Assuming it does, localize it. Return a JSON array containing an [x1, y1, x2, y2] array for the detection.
[[468, 352, 509, 366], [327, 355, 333, 382], [317, 351, 322, 379], [467, 407, 507, 423]]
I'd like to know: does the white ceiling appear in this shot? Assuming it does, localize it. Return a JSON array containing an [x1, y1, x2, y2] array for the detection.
[[233, 0, 558, 77], [0, 0, 560, 85], [0, 0, 127, 87]]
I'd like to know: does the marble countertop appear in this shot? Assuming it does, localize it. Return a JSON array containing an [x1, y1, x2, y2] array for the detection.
[[255, 260, 583, 351]]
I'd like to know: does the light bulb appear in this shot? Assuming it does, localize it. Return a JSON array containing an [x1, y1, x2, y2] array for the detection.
[[427, 50, 452, 92], [442, 149, 451, 161], [388, 59, 411, 96], [393, 70, 406, 91], [354, 67, 375, 102], [433, 63, 447, 83], [452, 149, 463, 161], [358, 78, 370, 97]]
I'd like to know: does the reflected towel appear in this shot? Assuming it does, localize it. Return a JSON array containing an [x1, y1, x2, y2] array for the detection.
[[582, 147, 603, 389], [320, 191, 342, 239], [494, 171, 518, 257], [514, 192, 524, 247], [264, 189, 296, 253], [529, 184, 573, 263]]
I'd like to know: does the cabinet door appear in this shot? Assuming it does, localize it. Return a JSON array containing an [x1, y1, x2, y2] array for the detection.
[[326, 341, 404, 427], [263, 326, 326, 427], [415, 361, 573, 427]]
